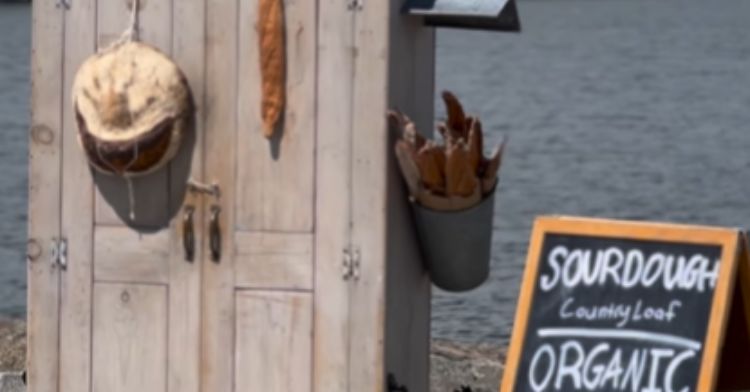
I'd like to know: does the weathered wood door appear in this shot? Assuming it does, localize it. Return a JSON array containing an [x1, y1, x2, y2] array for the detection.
[[201, 0, 318, 391], [28, 1, 205, 392], [202, 0, 316, 392]]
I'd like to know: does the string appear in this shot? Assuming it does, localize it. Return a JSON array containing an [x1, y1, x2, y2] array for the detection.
[[94, 0, 141, 220], [95, 128, 142, 221], [126, 177, 136, 221], [101, 0, 140, 53], [123, 0, 140, 42]]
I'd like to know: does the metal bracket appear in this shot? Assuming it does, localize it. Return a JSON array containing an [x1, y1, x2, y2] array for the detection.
[[342, 246, 361, 281], [347, 0, 363, 11], [55, 0, 71, 10], [187, 179, 221, 199], [50, 237, 68, 270]]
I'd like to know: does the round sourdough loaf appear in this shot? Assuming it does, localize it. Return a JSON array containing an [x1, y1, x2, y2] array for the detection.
[[72, 41, 191, 176]]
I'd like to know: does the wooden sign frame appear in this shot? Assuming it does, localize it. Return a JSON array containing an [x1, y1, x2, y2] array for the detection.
[[500, 216, 750, 392]]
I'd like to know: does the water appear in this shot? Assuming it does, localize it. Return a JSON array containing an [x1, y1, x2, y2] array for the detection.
[[432, 0, 750, 344], [2, 0, 750, 345], [0, 3, 30, 318]]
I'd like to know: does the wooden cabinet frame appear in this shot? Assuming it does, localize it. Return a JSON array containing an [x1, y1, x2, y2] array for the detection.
[[28, 1, 434, 391]]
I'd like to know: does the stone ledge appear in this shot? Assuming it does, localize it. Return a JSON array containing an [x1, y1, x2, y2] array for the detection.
[[0, 373, 24, 392], [2, 319, 506, 391]]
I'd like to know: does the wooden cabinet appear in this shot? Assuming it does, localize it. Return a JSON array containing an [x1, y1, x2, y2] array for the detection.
[[28, 1, 433, 391]]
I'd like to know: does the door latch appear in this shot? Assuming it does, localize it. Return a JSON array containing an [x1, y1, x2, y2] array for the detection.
[[50, 237, 67, 270]]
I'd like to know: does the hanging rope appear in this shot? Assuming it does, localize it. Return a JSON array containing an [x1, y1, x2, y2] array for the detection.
[[96, 0, 141, 221], [123, 0, 140, 42], [101, 0, 140, 53]]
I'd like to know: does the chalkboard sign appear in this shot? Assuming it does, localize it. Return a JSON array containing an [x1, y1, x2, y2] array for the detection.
[[402, 0, 521, 32], [501, 217, 750, 392]]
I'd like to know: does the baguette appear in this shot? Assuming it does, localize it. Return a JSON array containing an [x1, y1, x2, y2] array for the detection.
[[258, 0, 285, 138]]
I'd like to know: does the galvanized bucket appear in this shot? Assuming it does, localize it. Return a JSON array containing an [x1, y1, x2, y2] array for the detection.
[[411, 191, 495, 292]]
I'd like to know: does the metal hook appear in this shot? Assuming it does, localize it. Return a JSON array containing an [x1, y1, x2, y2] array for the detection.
[[347, 0, 363, 11], [55, 0, 72, 10], [187, 178, 221, 199]]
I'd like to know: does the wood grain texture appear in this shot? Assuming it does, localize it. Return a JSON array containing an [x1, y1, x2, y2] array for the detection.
[[202, 0, 238, 391], [94, 0, 172, 227], [237, 0, 315, 232], [349, 1, 392, 390], [235, 291, 313, 392], [384, 7, 435, 391], [235, 232, 313, 290], [92, 283, 167, 392], [169, 0, 205, 391], [314, 0, 355, 390], [26, 1, 64, 391], [94, 227, 169, 284], [59, 1, 96, 392]]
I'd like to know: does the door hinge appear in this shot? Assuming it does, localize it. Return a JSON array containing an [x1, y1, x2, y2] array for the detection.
[[50, 237, 67, 270], [342, 246, 361, 281]]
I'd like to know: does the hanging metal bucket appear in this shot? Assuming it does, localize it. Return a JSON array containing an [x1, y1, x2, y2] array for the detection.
[[411, 191, 496, 292]]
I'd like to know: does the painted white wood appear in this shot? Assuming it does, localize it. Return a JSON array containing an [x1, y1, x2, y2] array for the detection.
[[168, 0, 206, 391], [94, 227, 170, 284], [314, 0, 356, 391], [235, 291, 313, 392], [27, 1, 64, 391], [202, 0, 238, 391], [92, 283, 168, 392], [236, 0, 316, 233], [58, 1, 96, 392], [347, 1, 398, 390], [235, 232, 313, 290]]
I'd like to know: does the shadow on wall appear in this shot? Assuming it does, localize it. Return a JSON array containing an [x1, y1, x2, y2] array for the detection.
[[93, 105, 196, 233]]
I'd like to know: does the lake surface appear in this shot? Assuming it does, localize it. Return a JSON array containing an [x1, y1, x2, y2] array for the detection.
[[2, 0, 750, 345]]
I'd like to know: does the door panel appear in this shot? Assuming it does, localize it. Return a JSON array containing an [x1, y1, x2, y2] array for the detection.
[[313, 0, 356, 390], [27, 0, 65, 389], [58, 1, 202, 392], [234, 232, 313, 290], [204, 0, 319, 391], [92, 283, 168, 392], [236, 0, 316, 233], [235, 291, 313, 392], [94, 228, 170, 284], [59, 0, 97, 391]]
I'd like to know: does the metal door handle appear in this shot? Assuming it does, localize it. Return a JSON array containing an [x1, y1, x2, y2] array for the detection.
[[183, 206, 195, 262], [209, 205, 222, 262]]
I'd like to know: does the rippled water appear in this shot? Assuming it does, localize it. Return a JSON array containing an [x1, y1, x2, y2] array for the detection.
[[3, 0, 750, 344], [0, 3, 30, 318], [432, 0, 750, 344]]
